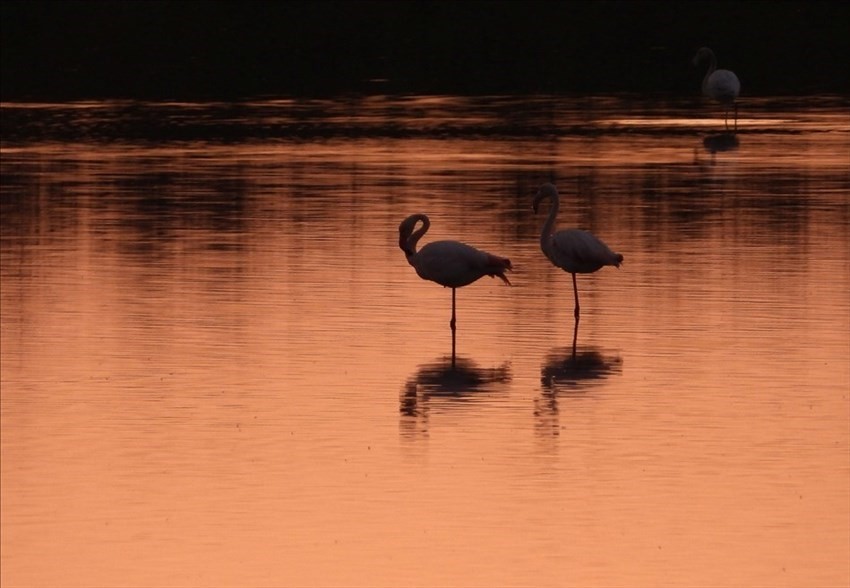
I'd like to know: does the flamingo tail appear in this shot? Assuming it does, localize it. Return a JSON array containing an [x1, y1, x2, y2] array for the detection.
[[485, 254, 513, 286]]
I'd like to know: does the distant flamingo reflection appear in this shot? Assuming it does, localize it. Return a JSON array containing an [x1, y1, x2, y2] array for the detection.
[[399, 214, 512, 368], [703, 132, 740, 155], [693, 46, 741, 132], [701, 132, 741, 166], [533, 184, 623, 354], [400, 356, 512, 437]]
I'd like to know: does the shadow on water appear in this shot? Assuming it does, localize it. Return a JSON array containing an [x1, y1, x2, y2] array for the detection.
[[399, 356, 512, 438], [535, 346, 623, 438]]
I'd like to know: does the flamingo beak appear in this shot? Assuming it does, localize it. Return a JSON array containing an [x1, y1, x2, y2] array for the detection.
[[532, 193, 542, 214]]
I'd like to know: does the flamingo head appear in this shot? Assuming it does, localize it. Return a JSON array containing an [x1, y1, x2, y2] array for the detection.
[[533, 183, 558, 213], [398, 217, 414, 253], [692, 47, 714, 67], [398, 214, 426, 256]]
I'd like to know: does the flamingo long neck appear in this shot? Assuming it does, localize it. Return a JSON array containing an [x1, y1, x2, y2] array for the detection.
[[701, 51, 717, 94], [539, 193, 559, 251], [405, 214, 430, 258]]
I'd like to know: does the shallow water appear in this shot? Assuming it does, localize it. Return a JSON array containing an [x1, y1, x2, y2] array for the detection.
[[2, 95, 849, 587]]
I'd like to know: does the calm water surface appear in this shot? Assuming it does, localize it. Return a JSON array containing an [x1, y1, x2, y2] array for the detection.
[[2, 95, 849, 587]]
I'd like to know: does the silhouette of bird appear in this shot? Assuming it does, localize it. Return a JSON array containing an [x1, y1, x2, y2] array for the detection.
[[693, 46, 741, 131], [398, 213, 512, 367], [533, 183, 622, 350]]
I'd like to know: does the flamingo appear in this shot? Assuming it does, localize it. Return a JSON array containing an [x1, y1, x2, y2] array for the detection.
[[693, 46, 741, 131], [533, 183, 622, 351], [398, 213, 512, 367]]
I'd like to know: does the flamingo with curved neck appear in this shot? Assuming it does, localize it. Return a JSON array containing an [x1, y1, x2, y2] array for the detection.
[[398, 213, 511, 366], [533, 183, 622, 351]]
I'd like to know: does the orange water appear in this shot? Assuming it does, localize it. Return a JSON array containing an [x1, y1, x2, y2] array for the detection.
[[2, 96, 848, 587]]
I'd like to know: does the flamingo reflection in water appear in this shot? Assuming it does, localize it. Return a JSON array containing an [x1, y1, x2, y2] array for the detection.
[[533, 183, 623, 355], [535, 346, 623, 438], [400, 356, 511, 436], [398, 213, 512, 368], [693, 46, 741, 132], [700, 132, 741, 167], [540, 347, 623, 391], [703, 132, 740, 155]]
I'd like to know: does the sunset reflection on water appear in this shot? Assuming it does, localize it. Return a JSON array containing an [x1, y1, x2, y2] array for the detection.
[[2, 95, 848, 587]]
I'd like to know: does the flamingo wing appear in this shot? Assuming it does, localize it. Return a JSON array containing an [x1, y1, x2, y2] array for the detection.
[[549, 229, 621, 274], [414, 240, 510, 288], [707, 69, 740, 103]]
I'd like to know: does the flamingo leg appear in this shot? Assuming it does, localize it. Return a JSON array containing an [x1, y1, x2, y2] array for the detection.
[[450, 288, 457, 369], [571, 316, 579, 358], [571, 273, 580, 322], [571, 273, 580, 356]]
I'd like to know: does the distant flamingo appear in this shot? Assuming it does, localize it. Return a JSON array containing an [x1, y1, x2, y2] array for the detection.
[[398, 213, 512, 367], [693, 46, 741, 131], [533, 183, 622, 351]]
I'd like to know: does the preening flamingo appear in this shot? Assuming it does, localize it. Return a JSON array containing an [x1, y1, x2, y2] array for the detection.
[[693, 46, 741, 131], [533, 183, 622, 351], [398, 213, 512, 366]]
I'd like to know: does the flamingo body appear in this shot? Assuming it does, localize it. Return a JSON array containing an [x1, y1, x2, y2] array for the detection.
[[704, 69, 740, 104], [693, 47, 740, 130], [410, 239, 512, 288], [542, 228, 622, 274]]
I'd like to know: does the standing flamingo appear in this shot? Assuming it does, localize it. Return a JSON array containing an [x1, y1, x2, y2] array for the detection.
[[533, 183, 622, 352], [398, 213, 512, 367], [693, 46, 741, 131]]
